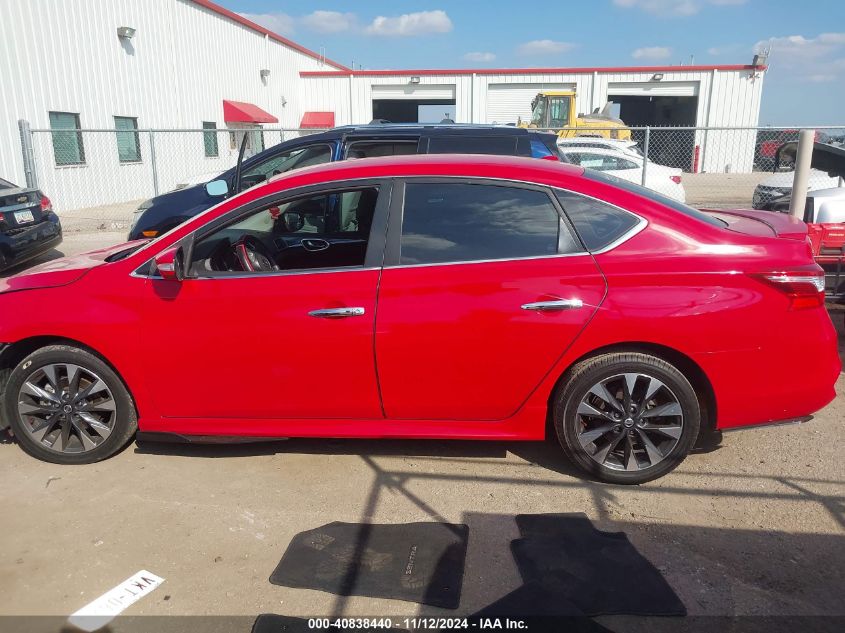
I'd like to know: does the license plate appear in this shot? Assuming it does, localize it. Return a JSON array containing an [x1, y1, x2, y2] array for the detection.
[[14, 210, 34, 224]]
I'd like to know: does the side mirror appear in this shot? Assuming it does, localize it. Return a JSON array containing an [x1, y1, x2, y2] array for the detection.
[[205, 179, 229, 197], [154, 246, 185, 281]]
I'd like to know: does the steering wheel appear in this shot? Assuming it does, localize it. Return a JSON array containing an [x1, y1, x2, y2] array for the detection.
[[232, 235, 279, 273]]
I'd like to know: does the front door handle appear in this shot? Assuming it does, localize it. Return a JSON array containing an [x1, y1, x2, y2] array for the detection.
[[301, 238, 330, 252], [308, 307, 366, 318], [521, 298, 584, 311]]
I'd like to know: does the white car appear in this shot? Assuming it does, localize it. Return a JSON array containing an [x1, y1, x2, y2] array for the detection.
[[560, 147, 686, 202], [752, 168, 841, 209], [558, 137, 643, 158]]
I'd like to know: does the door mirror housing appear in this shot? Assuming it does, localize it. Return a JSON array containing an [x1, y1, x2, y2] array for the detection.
[[205, 179, 229, 197], [154, 246, 185, 281]]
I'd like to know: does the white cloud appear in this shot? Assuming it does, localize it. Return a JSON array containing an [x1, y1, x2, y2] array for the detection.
[[753, 33, 845, 83], [365, 10, 452, 36], [463, 51, 496, 62], [632, 46, 672, 60], [517, 39, 575, 56], [300, 10, 357, 34], [613, 0, 746, 16], [239, 12, 295, 36], [755, 32, 845, 61]]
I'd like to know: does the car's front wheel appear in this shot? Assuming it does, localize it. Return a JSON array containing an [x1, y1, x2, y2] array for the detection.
[[554, 352, 700, 484], [3, 345, 137, 464]]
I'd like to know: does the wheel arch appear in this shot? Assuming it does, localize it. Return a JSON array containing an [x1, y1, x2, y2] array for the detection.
[[547, 341, 717, 435], [0, 335, 139, 429]]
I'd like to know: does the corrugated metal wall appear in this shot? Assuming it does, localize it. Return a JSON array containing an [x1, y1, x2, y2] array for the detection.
[[0, 0, 335, 194], [301, 67, 765, 172]]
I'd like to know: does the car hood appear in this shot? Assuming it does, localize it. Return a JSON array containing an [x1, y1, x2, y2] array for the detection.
[[758, 168, 839, 188], [0, 240, 146, 294]]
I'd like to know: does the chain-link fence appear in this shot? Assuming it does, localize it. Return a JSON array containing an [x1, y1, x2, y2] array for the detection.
[[544, 125, 845, 208], [24, 127, 324, 232], [19, 124, 845, 233]]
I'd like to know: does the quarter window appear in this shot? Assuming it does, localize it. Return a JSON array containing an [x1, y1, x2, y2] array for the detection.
[[554, 189, 640, 252], [114, 116, 141, 163], [202, 122, 219, 157], [399, 182, 580, 265], [49, 111, 85, 166]]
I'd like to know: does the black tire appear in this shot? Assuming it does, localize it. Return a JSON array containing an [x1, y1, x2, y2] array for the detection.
[[3, 345, 137, 464], [553, 352, 700, 484]]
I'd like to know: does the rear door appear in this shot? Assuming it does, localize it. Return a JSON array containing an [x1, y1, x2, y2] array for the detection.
[[374, 178, 607, 420]]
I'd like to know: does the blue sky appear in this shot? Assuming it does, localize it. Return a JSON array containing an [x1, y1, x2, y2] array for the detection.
[[228, 0, 845, 125]]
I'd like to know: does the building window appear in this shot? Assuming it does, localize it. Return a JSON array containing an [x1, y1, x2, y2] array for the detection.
[[202, 122, 218, 157], [114, 116, 141, 163], [49, 111, 85, 166]]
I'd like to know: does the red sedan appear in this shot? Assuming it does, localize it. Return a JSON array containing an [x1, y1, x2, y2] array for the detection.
[[0, 155, 839, 483]]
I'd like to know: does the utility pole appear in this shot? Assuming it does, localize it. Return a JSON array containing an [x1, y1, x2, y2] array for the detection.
[[789, 129, 814, 219]]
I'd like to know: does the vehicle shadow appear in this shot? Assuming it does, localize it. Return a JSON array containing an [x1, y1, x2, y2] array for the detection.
[[134, 430, 724, 483]]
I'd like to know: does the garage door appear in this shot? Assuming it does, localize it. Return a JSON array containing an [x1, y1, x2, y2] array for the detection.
[[485, 83, 574, 125], [371, 84, 456, 100], [607, 81, 699, 97]]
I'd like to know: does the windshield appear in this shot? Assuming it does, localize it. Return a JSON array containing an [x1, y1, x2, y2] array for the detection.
[[0, 177, 15, 189], [530, 97, 547, 126], [240, 144, 334, 187]]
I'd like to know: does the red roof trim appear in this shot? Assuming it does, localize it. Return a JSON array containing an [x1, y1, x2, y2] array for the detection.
[[300, 112, 336, 128], [190, 0, 350, 71], [301, 64, 765, 78], [223, 100, 279, 124]]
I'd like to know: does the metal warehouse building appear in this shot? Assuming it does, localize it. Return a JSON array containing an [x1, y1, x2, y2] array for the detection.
[[1, 0, 766, 211], [300, 65, 766, 173]]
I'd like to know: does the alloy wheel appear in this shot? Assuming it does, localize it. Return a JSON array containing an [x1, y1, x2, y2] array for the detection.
[[16, 363, 117, 454], [576, 372, 684, 472]]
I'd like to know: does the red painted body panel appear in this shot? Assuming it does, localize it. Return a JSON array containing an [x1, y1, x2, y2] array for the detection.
[[140, 271, 382, 419], [375, 256, 606, 420], [0, 155, 838, 443]]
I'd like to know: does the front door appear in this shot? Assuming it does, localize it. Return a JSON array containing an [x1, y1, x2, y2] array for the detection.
[[375, 179, 607, 420], [140, 182, 388, 420]]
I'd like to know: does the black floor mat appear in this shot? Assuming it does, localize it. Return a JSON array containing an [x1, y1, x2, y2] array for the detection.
[[509, 513, 685, 616], [269, 521, 469, 609]]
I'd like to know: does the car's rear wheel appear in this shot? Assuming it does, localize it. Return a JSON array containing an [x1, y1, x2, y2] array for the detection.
[[3, 345, 137, 464], [554, 352, 700, 484]]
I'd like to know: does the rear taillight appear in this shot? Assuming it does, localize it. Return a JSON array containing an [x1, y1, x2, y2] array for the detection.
[[750, 268, 825, 310], [40, 194, 52, 212], [670, 175, 682, 184]]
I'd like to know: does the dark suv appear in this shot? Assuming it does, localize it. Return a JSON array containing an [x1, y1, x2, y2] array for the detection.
[[129, 125, 564, 240]]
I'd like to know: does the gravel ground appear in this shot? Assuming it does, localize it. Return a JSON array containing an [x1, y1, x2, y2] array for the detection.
[[0, 232, 842, 630]]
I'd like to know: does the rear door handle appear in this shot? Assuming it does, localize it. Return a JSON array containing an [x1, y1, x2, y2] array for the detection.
[[521, 299, 584, 311], [308, 307, 366, 318]]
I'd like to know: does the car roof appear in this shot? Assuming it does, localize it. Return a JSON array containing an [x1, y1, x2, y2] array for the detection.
[[289, 124, 551, 143], [267, 152, 584, 186], [559, 138, 637, 146], [559, 146, 639, 159]]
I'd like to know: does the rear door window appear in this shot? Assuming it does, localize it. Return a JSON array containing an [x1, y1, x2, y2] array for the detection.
[[398, 182, 581, 265], [425, 135, 518, 156], [344, 140, 419, 159]]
